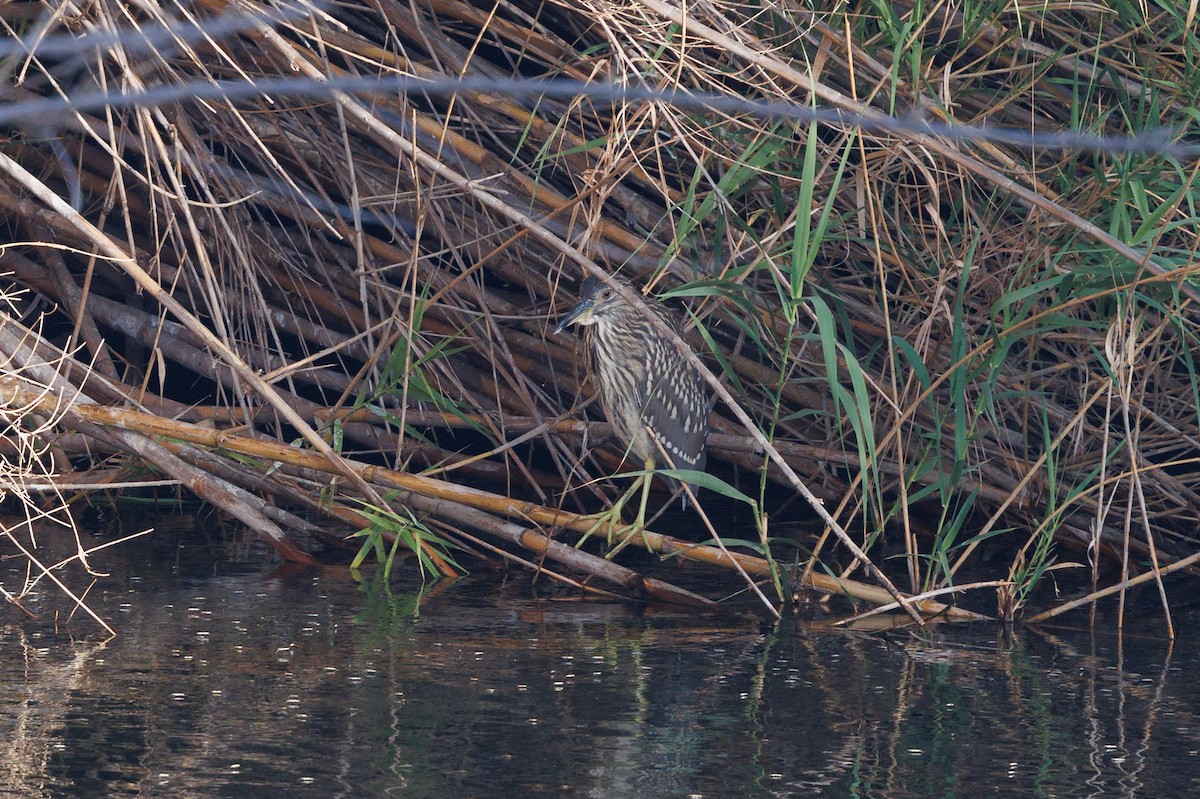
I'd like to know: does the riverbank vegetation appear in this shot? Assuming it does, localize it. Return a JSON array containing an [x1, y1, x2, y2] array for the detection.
[[2, 0, 1199, 632]]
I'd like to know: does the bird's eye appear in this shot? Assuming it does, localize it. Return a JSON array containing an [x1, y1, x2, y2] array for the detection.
[[600, 289, 613, 300]]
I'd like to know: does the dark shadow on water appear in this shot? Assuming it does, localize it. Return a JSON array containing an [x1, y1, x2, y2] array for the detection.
[[3, 513, 1200, 798]]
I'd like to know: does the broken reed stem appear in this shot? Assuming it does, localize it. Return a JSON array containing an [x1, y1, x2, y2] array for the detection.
[[0, 375, 985, 619], [8, 0, 1200, 627]]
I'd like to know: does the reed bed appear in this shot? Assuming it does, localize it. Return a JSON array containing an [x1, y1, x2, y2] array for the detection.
[[2, 0, 1199, 629]]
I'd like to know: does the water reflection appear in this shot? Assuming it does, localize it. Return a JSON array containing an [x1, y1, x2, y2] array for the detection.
[[2, 523, 1198, 798]]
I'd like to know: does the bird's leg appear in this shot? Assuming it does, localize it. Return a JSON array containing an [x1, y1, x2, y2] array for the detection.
[[572, 457, 656, 554], [602, 455, 656, 560], [572, 474, 640, 551]]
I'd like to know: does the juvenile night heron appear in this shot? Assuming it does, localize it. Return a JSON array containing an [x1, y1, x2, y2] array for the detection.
[[555, 275, 709, 535]]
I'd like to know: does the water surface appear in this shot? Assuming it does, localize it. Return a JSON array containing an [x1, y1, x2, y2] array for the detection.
[[3, 518, 1197, 798]]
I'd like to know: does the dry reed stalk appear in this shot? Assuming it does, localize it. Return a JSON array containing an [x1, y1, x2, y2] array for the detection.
[[3, 0, 1200, 622], [0, 374, 982, 618]]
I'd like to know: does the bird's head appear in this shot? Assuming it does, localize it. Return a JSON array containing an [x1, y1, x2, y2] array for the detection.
[[554, 276, 627, 333]]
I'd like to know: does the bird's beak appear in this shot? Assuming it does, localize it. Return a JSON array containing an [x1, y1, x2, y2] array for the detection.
[[554, 298, 596, 334]]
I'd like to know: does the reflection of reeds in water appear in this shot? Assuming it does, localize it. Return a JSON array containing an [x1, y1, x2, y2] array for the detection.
[[1, 1, 1198, 628], [9, 572, 1184, 798]]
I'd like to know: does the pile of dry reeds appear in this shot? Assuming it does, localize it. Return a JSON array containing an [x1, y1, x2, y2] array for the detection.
[[3, 0, 1199, 627]]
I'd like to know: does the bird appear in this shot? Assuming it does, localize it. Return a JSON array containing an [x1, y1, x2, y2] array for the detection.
[[554, 274, 709, 536]]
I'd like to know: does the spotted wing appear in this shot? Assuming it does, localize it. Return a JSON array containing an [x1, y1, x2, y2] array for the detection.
[[641, 325, 708, 472]]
